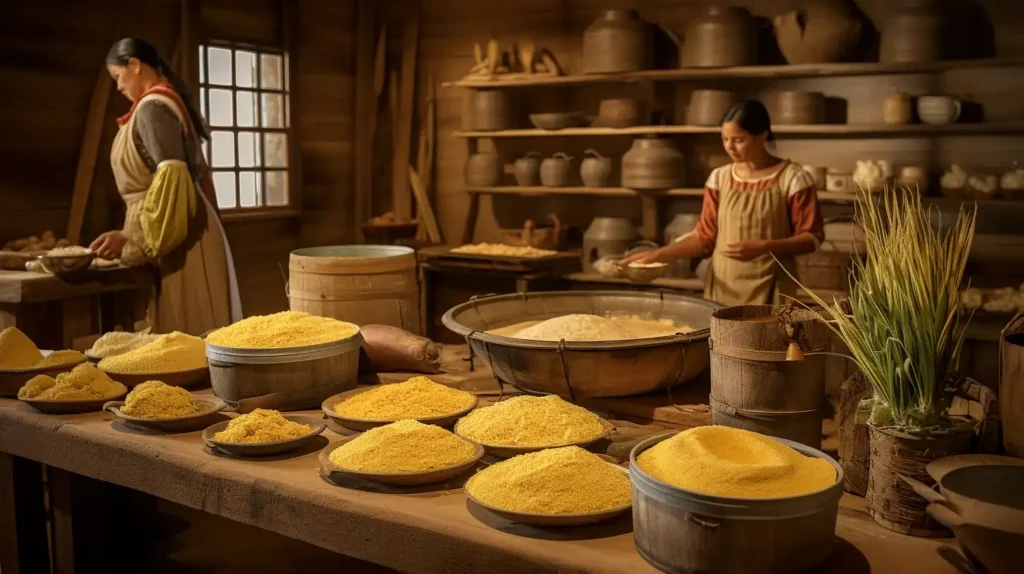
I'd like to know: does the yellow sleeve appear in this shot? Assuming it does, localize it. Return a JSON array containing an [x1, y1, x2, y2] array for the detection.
[[138, 159, 198, 258]]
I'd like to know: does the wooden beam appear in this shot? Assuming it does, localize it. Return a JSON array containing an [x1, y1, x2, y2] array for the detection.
[[65, 68, 112, 246], [409, 166, 441, 244], [353, 0, 378, 237], [390, 3, 419, 219]]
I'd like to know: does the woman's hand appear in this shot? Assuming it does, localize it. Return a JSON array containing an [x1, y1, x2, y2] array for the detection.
[[89, 231, 128, 260], [721, 239, 768, 262], [619, 249, 662, 267]]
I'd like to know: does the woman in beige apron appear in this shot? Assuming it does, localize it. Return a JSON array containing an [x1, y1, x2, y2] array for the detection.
[[622, 100, 823, 306], [91, 38, 242, 335]]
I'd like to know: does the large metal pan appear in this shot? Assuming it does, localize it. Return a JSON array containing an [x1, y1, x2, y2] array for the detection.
[[442, 290, 722, 399]]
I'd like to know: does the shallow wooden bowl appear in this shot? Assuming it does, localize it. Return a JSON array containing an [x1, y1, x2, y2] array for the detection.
[[624, 262, 668, 284], [454, 417, 614, 459], [101, 366, 209, 388], [319, 436, 485, 486], [321, 387, 480, 432], [202, 415, 327, 457], [466, 463, 631, 527], [104, 396, 228, 433], [19, 389, 128, 414], [529, 112, 587, 130], [0, 359, 89, 398]]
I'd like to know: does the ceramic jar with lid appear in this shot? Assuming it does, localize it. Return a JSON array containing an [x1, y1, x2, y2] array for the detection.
[[682, 6, 756, 68], [582, 9, 652, 74], [917, 96, 961, 125], [882, 90, 913, 125], [622, 136, 685, 189], [465, 151, 502, 187], [540, 153, 573, 187], [580, 149, 613, 187], [583, 217, 639, 273], [774, 91, 826, 125], [879, 0, 945, 63], [471, 90, 516, 131]]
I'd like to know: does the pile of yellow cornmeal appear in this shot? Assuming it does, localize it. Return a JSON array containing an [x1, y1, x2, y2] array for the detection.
[[18, 363, 126, 401], [0, 327, 86, 370], [120, 381, 199, 419], [205, 311, 359, 349], [332, 377, 476, 421]]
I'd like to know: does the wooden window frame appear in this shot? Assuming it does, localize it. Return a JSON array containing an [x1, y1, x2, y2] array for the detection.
[[198, 40, 297, 219]]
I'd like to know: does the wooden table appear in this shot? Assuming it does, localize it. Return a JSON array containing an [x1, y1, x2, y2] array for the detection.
[[0, 392, 964, 574], [0, 269, 149, 350]]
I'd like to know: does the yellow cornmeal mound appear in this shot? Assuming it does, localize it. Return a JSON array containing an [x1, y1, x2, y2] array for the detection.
[[120, 381, 199, 419], [214, 409, 312, 444], [466, 446, 631, 514], [0, 327, 44, 369], [98, 332, 206, 374], [328, 419, 477, 472], [636, 426, 836, 499], [88, 331, 161, 359], [455, 395, 604, 447], [205, 311, 359, 349], [33, 350, 87, 369], [17, 363, 126, 401], [333, 377, 476, 421]]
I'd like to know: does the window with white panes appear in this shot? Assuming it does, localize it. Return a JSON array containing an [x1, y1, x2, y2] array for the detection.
[[198, 44, 290, 211]]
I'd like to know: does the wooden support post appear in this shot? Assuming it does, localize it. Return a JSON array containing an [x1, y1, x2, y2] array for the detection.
[[48, 467, 75, 574], [65, 69, 112, 246], [640, 195, 659, 241], [353, 0, 378, 238], [391, 3, 420, 219], [0, 454, 51, 574]]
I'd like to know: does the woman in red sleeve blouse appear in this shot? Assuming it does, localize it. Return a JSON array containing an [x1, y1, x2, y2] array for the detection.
[[622, 99, 823, 306]]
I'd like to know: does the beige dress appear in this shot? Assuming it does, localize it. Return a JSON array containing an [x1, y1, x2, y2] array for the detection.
[[701, 161, 821, 307], [110, 93, 241, 335]]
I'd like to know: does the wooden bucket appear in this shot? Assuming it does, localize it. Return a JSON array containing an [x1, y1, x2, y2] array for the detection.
[[288, 246, 420, 335], [1000, 312, 1024, 457], [631, 432, 843, 573], [865, 425, 973, 537], [709, 305, 831, 449]]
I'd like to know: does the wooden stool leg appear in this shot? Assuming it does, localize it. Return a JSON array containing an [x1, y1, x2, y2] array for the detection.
[[0, 453, 52, 574], [48, 467, 75, 574]]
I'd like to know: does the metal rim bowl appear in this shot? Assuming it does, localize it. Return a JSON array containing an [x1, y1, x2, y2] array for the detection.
[[37, 252, 96, 274], [441, 290, 722, 399]]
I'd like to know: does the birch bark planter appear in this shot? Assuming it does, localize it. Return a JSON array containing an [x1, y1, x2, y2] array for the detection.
[[865, 425, 974, 537]]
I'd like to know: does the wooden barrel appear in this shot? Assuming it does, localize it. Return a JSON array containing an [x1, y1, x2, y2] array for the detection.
[[289, 246, 420, 335], [709, 305, 831, 449], [1001, 312, 1024, 457]]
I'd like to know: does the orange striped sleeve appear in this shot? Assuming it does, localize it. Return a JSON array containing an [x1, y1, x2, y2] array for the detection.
[[787, 169, 824, 245]]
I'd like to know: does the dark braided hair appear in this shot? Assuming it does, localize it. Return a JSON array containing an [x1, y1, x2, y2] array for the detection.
[[106, 37, 210, 140]]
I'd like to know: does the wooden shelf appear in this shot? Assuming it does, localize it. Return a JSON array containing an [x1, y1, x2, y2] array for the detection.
[[467, 187, 859, 203], [455, 122, 1024, 139], [445, 58, 1024, 89]]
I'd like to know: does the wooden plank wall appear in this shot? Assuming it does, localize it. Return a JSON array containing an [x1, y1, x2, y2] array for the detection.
[[0, 0, 357, 317], [415, 0, 1024, 244]]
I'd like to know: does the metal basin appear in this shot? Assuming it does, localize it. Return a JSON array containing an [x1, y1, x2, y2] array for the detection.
[[442, 291, 721, 399]]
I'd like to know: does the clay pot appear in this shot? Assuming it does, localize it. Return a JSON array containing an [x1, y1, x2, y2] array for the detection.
[[582, 9, 652, 74], [583, 217, 639, 272], [774, 1, 862, 64], [471, 90, 516, 131], [775, 90, 826, 125], [540, 153, 573, 187], [826, 169, 854, 193], [882, 90, 913, 125], [514, 152, 541, 186], [688, 89, 738, 126], [803, 165, 827, 191], [465, 152, 502, 187], [580, 149, 613, 187], [880, 0, 945, 63], [621, 136, 684, 190], [917, 95, 961, 125], [897, 166, 929, 192], [681, 6, 756, 68], [594, 98, 644, 128]]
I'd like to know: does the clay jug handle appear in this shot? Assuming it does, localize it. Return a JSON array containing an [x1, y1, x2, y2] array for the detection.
[[522, 219, 535, 246], [899, 475, 947, 504], [547, 213, 562, 236], [584, 149, 605, 159], [552, 152, 572, 161], [953, 100, 962, 122]]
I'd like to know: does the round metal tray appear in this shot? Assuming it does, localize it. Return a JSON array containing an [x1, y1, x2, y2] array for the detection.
[[442, 290, 722, 399]]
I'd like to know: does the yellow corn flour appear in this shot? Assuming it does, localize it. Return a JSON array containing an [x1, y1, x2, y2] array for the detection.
[[466, 446, 631, 514], [120, 381, 199, 419], [214, 409, 312, 444], [636, 426, 836, 499], [88, 331, 161, 359], [0, 327, 45, 369], [98, 332, 206, 374], [455, 395, 604, 447], [334, 377, 476, 421], [34, 350, 87, 369], [17, 363, 126, 401], [328, 419, 478, 473], [205, 311, 359, 349]]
